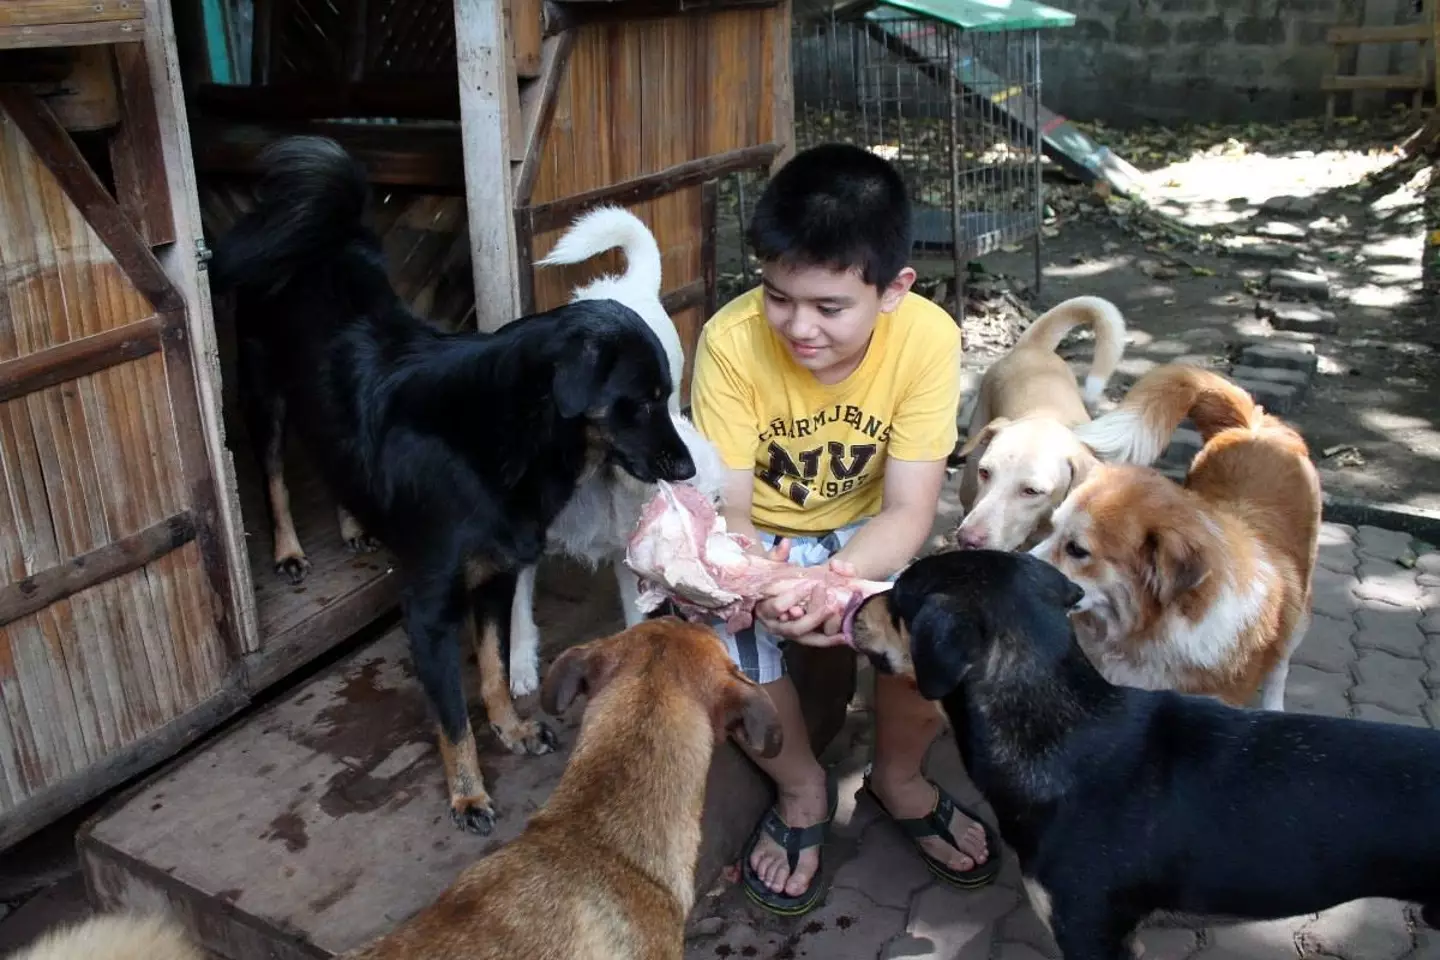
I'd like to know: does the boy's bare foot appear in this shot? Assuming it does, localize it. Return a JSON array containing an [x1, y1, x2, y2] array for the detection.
[[749, 769, 830, 896], [869, 772, 989, 871]]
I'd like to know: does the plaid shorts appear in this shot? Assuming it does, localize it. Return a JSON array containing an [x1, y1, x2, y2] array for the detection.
[[710, 522, 865, 684]]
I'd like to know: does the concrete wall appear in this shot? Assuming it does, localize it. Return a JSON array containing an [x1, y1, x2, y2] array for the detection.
[[794, 0, 1428, 128]]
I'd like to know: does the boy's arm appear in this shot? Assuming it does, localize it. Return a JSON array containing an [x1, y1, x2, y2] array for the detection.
[[827, 455, 946, 580]]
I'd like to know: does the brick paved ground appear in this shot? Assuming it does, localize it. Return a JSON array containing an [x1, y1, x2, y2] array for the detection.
[[683, 522, 1440, 960]]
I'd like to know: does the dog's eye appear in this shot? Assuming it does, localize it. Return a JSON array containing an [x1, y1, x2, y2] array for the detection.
[[1064, 541, 1090, 560], [1022, 486, 1043, 497], [977, 467, 991, 482]]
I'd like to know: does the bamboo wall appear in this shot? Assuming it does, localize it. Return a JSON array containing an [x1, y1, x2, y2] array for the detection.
[[0, 111, 229, 810]]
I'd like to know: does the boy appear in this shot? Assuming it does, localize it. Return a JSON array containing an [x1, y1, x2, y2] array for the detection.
[[690, 143, 1001, 916]]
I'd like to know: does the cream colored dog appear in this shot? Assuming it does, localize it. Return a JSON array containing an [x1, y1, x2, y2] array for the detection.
[[954, 296, 1126, 552]]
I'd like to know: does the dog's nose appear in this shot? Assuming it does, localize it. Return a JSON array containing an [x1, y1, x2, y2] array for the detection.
[[665, 451, 696, 481], [954, 527, 988, 550]]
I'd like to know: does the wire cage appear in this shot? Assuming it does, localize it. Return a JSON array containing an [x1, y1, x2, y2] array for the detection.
[[782, 0, 1064, 318]]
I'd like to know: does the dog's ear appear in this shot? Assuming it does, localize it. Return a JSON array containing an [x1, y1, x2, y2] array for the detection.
[[1142, 527, 1210, 605], [908, 598, 978, 701], [718, 682, 783, 759], [1031, 556, 1085, 610], [553, 338, 617, 419], [540, 641, 616, 715], [1064, 445, 1098, 495], [958, 417, 1009, 458]]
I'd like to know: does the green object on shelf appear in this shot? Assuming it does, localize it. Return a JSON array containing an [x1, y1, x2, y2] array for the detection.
[[869, 0, 1076, 32]]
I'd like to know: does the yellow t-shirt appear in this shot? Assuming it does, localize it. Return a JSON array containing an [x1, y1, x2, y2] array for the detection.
[[690, 286, 962, 538]]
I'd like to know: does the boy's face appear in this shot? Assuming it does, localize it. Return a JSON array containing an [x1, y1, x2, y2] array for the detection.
[[760, 262, 917, 383]]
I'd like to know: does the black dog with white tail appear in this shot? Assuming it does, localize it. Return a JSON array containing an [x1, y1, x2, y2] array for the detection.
[[849, 549, 1440, 960]]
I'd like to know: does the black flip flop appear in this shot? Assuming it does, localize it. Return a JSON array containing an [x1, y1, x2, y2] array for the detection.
[[741, 778, 838, 916], [864, 777, 1002, 889]]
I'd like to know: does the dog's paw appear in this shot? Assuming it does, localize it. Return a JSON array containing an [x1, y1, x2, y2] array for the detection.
[[344, 533, 382, 554], [509, 658, 540, 698], [492, 718, 558, 756], [449, 794, 496, 835], [276, 554, 310, 585]]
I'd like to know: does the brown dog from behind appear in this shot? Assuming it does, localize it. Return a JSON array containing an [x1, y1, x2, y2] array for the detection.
[[342, 618, 781, 960]]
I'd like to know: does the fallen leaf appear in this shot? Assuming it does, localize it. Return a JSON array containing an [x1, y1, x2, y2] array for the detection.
[[1191, 266, 1215, 277]]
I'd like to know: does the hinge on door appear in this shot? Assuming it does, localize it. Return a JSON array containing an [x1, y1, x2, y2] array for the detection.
[[195, 238, 213, 266]]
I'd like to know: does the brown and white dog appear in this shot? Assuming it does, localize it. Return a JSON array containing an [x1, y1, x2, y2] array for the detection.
[[954, 296, 1126, 552], [1030, 363, 1321, 710], [340, 618, 780, 960]]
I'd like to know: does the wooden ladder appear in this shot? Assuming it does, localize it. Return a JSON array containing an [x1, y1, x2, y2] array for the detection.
[[1325, 1, 1439, 130]]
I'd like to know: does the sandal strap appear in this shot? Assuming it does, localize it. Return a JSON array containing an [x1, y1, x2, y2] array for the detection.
[[757, 780, 838, 875], [890, 786, 961, 850]]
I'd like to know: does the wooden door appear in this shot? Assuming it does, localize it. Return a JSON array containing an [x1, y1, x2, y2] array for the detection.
[[0, 1, 250, 850]]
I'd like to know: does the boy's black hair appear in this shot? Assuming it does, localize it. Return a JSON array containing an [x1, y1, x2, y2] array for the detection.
[[746, 142, 912, 290]]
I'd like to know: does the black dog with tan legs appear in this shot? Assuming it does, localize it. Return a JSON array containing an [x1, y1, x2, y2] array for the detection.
[[850, 549, 1440, 960]]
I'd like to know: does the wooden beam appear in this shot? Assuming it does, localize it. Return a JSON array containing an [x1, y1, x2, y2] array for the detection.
[[770, 0, 795, 172], [0, 314, 167, 405], [110, 42, 176, 246], [513, 30, 575, 206], [456, 0, 524, 331], [0, 512, 197, 628], [0, 19, 142, 48], [526, 143, 781, 234], [0, 85, 182, 311], [1327, 22, 1433, 43], [701, 180, 719, 321], [0, 1, 141, 26], [541, 0, 777, 32], [660, 280, 707, 315], [1322, 72, 1428, 90]]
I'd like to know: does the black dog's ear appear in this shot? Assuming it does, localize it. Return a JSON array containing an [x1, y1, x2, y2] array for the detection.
[[1031, 556, 1085, 610], [909, 598, 978, 701], [554, 338, 616, 419]]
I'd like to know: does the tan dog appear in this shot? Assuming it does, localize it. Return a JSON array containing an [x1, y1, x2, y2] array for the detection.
[[1031, 363, 1321, 710], [955, 296, 1127, 551], [342, 618, 781, 960]]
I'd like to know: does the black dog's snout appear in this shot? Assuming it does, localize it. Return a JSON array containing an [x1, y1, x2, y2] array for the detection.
[[661, 448, 696, 482]]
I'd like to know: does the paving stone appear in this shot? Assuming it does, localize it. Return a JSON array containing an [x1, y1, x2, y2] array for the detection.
[[1352, 703, 1429, 727], [997, 902, 1061, 958], [1256, 301, 1339, 335], [1163, 427, 1203, 463], [786, 886, 908, 959], [1353, 605, 1426, 658], [1413, 925, 1440, 960], [1232, 378, 1298, 415], [1310, 566, 1359, 620], [1285, 663, 1352, 717], [1427, 699, 1440, 729], [684, 918, 788, 960], [1135, 925, 1201, 960], [1354, 560, 1426, 608], [1254, 220, 1308, 240], [1266, 268, 1330, 301], [1315, 525, 1358, 575], [1229, 365, 1312, 390], [1356, 525, 1414, 560], [1291, 615, 1356, 673], [1422, 607, 1440, 636], [1205, 914, 1310, 960], [832, 819, 935, 909], [1238, 341, 1319, 374], [1417, 552, 1440, 577], [1260, 194, 1319, 217], [903, 883, 1019, 960], [1232, 243, 1299, 264], [1352, 651, 1430, 713], [1297, 898, 1412, 960], [992, 943, 1054, 960]]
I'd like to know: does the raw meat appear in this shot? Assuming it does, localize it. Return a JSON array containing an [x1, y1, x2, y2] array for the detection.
[[625, 482, 891, 637]]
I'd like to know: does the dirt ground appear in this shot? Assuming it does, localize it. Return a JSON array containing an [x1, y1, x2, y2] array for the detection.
[[929, 111, 1440, 511]]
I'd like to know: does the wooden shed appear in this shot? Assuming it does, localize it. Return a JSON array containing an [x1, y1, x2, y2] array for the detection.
[[0, 0, 794, 850]]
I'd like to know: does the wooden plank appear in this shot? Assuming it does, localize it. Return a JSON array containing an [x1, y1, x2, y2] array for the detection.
[[110, 42, 177, 246], [0, 19, 142, 49], [701, 179, 719, 322], [43, 46, 120, 132], [1322, 72, 1428, 90], [526, 142, 780, 233], [512, 0, 545, 77], [0, 315, 166, 405], [513, 30, 576, 205], [455, 0, 524, 331], [192, 81, 461, 122], [0, 1, 142, 27], [0, 512, 196, 628], [139, 0, 260, 654], [770, 0, 794, 171], [1, 684, 245, 851], [0, 86, 182, 311], [660, 279, 706, 315], [541, 0, 778, 33], [1327, 22, 1433, 43]]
